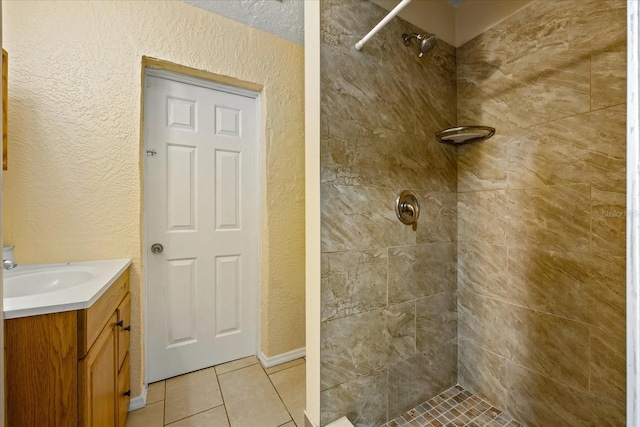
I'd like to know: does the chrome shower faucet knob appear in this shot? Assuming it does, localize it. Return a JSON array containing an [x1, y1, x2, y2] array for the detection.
[[395, 190, 420, 225]]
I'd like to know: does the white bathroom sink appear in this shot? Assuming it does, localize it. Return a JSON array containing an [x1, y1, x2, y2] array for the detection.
[[3, 259, 131, 319], [4, 267, 97, 298]]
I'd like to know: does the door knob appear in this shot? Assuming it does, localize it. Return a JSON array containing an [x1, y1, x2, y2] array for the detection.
[[151, 243, 164, 254]]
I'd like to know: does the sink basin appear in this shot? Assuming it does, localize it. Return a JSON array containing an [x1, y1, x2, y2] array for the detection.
[[4, 267, 98, 298], [3, 259, 132, 319]]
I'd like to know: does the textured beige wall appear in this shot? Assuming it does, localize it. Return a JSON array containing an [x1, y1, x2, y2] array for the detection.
[[3, 0, 305, 397], [457, 0, 626, 424]]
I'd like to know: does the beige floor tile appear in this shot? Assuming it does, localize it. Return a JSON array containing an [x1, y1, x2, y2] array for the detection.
[[270, 364, 306, 427], [165, 405, 229, 427], [125, 401, 164, 427], [147, 381, 165, 404], [265, 358, 305, 375], [215, 356, 258, 375], [219, 364, 292, 427], [278, 423, 296, 427], [165, 367, 223, 424]]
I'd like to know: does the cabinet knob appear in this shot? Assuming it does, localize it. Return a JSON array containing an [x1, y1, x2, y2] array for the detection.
[[124, 325, 131, 332], [124, 390, 131, 397], [116, 320, 124, 328]]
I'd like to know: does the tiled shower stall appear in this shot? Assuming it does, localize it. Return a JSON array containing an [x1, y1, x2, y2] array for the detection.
[[319, 1, 626, 426]]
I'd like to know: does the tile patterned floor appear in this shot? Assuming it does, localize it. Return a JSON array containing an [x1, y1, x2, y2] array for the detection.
[[126, 356, 305, 427], [381, 385, 522, 427]]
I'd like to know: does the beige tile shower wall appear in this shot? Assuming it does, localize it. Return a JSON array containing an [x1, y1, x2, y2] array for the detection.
[[456, 1, 626, 425], [319, 1, 458, 426]]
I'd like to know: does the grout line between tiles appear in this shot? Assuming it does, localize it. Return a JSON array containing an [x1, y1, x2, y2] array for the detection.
[[588, 101, 625, 114], [386, 367, 390, 422], [265, 370, 295, 426], [163, 404, 227, 426], [503, 358, 590, 399], [266, 359, 306, 378], [321, 365, 389, 393], [505, 358, 510, 416], [386, 246, 390, 308], [257, 357, 268, 375], [213, 367, 232, 427], [589, 39, 593, 112], [464, 288, 593, 327], [589, 183, 594, 255], [215, 358, 260, 377], [414, 299, 417, 355], [587, 325, 593, 393], [389, 338, 458, 368], [457, 182, 592, 195]]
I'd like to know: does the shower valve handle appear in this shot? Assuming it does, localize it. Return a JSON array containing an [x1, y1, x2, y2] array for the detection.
[[395, 191, 420, 225], [402, 202, 415, 217]]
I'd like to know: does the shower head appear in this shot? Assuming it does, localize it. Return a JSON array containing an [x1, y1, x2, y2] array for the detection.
[[402, 32, 437, 57], [419, 34, 437, 56]]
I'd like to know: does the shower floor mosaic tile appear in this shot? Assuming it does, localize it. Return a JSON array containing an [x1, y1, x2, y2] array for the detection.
[[380, 385, 522, 427]]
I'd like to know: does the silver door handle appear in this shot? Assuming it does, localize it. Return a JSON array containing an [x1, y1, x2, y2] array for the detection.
[[151, 243, 164, 254]]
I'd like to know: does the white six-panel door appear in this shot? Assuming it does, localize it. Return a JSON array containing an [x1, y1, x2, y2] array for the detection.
[[145, 73, 259, 383]]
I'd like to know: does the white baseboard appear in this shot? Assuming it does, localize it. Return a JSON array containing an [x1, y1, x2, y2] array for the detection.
[[128, 386, 148, 412], [258, 347, 306, 368]]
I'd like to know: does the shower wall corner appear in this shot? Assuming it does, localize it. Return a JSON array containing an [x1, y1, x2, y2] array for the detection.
[[319, 1, 459, 425]]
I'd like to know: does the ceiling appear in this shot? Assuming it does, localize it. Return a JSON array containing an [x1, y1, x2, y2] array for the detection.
[[373, 0, 533, 46], [182, 0, 532, 48], [183, 0, 303, 45]]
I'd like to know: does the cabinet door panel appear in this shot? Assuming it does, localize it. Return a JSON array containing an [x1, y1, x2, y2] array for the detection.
[[6, 311, 77, 426], [79, 313, 118, 427], [118, 352, 131, 427], [117, 293, 131, 370], [78, 269, 129, 358]]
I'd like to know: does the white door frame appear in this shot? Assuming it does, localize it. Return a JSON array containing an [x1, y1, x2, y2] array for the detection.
[[304, 1, 321, 425], [628, 1, 640, 424], [141, 67, 262, 391]]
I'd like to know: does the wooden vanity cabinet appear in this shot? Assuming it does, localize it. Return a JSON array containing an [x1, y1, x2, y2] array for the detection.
[[78, 312, 118, 427], [118, 353, 131, 427], [117, 293, 131, 370], [116, 293, 131, 426], [5, 267, 131, 427], [5, 310, 78, 426]]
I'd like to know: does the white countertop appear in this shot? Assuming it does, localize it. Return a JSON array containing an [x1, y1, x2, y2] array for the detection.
[[3, 258, 132, 319]]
